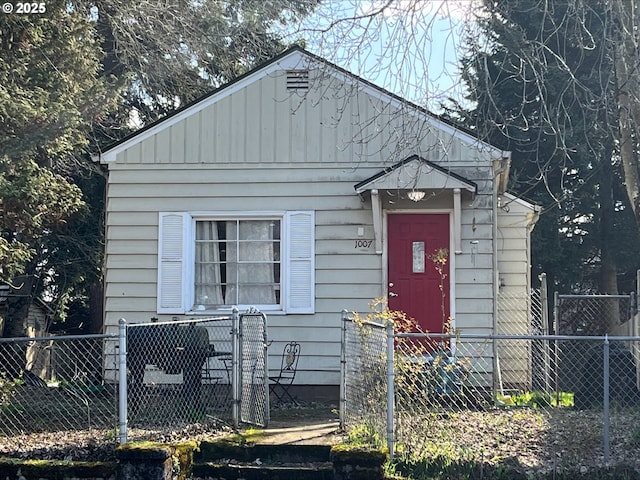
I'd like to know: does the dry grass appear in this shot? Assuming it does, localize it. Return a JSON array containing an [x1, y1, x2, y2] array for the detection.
[[394, 407, 640, 476], [0, 419, 234, 462]]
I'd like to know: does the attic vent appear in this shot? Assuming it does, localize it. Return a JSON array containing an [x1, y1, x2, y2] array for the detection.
[[286, 70, 309, 90]]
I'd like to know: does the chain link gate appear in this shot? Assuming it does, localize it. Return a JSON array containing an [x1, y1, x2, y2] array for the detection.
[[120, 308, 269, 441], [238, 309, 269, 427], [340, 310, 389, 450]]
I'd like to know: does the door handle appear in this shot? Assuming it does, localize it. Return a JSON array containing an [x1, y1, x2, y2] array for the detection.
[[389, 292, 398, 297]]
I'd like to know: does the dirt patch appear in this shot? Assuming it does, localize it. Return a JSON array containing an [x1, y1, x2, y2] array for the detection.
[[0, 406, 338, 461], [394, 407, 640, 476], [0, 420, 234, 462]]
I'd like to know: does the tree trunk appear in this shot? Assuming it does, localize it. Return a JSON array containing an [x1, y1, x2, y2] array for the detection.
[[599, 148, 620, 332], [613, 0, 640, 227], [87, 281, 104, 334], [600, 158, 618, 294]]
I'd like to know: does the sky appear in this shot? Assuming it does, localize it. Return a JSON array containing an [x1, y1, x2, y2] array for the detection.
[[277, 0, 482, 111]]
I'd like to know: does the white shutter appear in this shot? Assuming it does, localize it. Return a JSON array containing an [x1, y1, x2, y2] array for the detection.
[[157, 212, 188, 314], [285, 211, 315, 313]]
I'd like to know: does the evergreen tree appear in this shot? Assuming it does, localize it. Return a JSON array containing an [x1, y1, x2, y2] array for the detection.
[[0, 1, 116, 335], [92, 0, 316, 128], [1, 0, 318, 335], [452, 0, 640, 298]]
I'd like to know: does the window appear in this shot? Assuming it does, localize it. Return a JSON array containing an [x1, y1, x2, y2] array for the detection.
[[194, 219, 281, 309], [157, 211, 314, 314]]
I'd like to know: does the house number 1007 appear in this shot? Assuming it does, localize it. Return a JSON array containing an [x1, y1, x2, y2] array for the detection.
[[354, 240, 373, 248]]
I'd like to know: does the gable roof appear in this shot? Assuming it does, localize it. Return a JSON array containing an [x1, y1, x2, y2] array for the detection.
[[95, 46, 508, 164], [354, 155, 477, 194]]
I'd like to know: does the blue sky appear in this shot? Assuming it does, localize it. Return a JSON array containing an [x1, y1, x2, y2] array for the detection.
[[278, 0, 480, 110]]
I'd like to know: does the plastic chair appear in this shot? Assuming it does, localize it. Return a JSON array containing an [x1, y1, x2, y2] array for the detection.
[[269, 342, 301, 405]]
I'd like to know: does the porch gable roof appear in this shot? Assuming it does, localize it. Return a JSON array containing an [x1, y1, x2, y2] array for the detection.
[[354, 155, 477, 194]]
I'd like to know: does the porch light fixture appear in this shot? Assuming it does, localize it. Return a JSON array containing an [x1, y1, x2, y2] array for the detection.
[[407, 190, 426, 202]]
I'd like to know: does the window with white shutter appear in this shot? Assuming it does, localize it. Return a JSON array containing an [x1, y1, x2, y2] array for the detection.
[[157, 211, 314, 314]]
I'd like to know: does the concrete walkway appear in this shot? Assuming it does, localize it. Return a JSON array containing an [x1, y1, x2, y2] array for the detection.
[[244, 407, 347, 446]]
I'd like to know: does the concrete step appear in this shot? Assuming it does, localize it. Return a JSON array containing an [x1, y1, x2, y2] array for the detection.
[[193, 443, 333, 480], [192, 461, 333, 480]]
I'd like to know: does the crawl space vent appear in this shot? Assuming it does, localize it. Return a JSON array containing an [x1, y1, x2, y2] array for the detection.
[[286, 70, 309, 90]]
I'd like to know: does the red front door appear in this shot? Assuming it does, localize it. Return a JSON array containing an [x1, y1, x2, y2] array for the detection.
[[387, 214, 450, 333]]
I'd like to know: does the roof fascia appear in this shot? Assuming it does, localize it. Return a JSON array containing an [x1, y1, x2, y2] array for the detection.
[[501, 192, 541, 212]]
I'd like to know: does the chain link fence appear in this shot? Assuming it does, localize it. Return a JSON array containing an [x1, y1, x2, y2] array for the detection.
[[0, 334, 118, 435], [1, 309, 269, 442], [556, 294, 634, 336], [342, 306, 640, 473], [125, 316, 235, 430], [340, 310, 389, 448]]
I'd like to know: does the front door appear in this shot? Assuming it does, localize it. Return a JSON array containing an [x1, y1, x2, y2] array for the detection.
[[387, 214, 450, 333]]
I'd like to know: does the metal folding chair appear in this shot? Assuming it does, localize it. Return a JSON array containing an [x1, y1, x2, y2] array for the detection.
[[201, 344, 232, 409], [269, 342, 301, 406]]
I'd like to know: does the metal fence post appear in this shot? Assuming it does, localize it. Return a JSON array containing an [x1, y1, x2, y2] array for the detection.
[[386, 321, 394, 457], [603, 335, 610, 463], [262, 312, 270, 427], [553, 291, 560, 406], [231, 307, 239, 430], [340, 310, 347, 430], [118, 318, 128, 444], [540, 274, 551, 392]]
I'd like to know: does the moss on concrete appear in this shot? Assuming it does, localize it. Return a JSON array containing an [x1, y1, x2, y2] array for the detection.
[[331, 444, 388, 465], [115, 441, 173, 460], [0, 457, 116, 478]]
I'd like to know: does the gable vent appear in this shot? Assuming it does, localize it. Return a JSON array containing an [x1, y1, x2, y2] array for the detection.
[[286, 70, 309, 90]]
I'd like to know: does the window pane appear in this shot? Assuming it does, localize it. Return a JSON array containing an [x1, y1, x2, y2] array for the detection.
[[412, 241, 425, 273], [194, 221, 224, 306], [194, 218, 281, 309]]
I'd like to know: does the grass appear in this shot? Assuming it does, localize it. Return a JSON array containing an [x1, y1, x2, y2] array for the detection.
[[496, 391, 574, 408]]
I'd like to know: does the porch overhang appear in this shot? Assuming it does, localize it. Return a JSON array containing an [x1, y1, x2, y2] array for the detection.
[[354, 156, 477, 255], [354, 155, 477, 195]]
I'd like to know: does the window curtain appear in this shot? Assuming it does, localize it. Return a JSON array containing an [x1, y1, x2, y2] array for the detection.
[[225, 220, 276, 305], [195, 221, 224, 307]]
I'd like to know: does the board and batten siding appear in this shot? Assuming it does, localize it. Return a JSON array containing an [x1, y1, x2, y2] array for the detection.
[[102, 51, 515, 387]]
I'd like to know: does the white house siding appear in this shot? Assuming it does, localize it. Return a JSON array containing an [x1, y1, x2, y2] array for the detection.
[[102, 50, 518, 388], [495, 194, 539, 389], [104, 164, 386, 384]]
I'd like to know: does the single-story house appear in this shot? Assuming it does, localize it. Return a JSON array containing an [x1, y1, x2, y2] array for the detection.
[[95, 46, 539, 400]]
